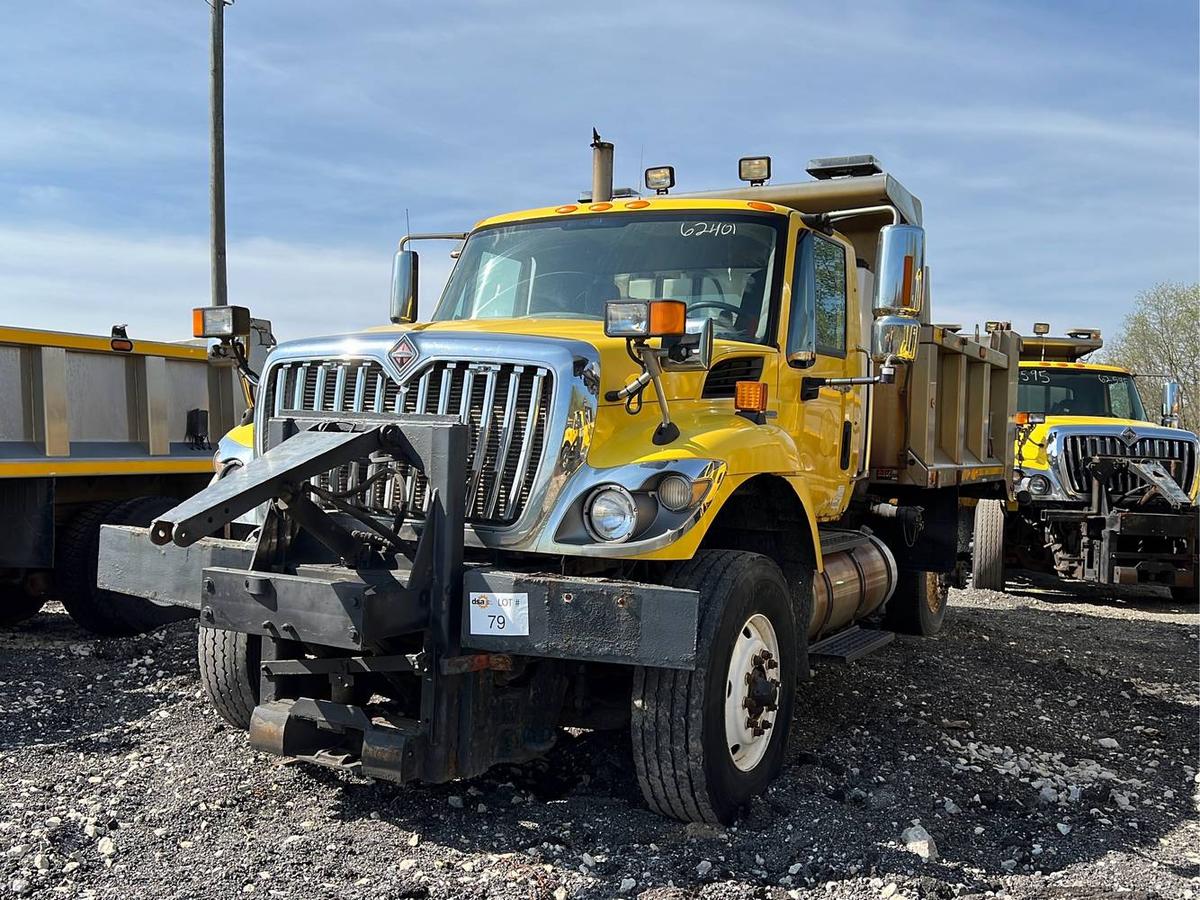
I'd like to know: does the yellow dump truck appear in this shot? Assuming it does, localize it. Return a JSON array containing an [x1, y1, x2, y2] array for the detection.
[[971, 327, 1197, 600], [99, 148, 1019, 823], [0, 323, 269, 631]]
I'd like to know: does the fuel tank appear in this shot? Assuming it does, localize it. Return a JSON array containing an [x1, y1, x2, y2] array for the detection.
[[809, 535, 898, 640]]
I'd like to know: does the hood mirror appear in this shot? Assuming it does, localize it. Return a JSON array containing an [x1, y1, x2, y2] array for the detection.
[[389, 249, 419, 324], [661, 317, 714, 372], [1161, 381, 1182, 428]]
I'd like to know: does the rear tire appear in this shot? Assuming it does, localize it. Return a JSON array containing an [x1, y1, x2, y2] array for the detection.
[[632, 550, 798, 824], [0, 584, 46, 627], [58, 497, 192, 636], [198, 626, 261, 729], [972, 499, 1006, 591], [884, 570, 949, 636]]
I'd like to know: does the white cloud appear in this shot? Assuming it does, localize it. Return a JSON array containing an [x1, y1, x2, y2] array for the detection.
[[0, 226, 453, 344]]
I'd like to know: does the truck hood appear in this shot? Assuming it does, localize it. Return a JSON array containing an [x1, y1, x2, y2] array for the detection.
[[358, 318, 769, 406], [1018, 415, 1192, 470]]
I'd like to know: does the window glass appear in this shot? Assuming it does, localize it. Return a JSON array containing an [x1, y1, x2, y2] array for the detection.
[[470, 252, 523, 318], [1017, 368, 1148, 420], [785, 235, 814, 364], [1107, 378, 1133, 419], [434, 214, 783, 345], [813, 236, 847, 356]]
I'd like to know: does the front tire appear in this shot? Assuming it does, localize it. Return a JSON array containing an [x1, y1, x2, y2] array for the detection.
[[972, 499, 1006, 591], [632, 550, 798, 824], [198, 626, 262, 729]]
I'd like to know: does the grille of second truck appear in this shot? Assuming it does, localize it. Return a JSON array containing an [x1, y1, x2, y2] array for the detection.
[[1060, 434, 1197, 496], [262, 359, 552, 524]]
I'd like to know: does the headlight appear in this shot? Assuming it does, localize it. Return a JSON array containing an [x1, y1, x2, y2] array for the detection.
[[657, 474, 710, 512], [585, 485, 639, 542], [1029, 474, 1051, 496]]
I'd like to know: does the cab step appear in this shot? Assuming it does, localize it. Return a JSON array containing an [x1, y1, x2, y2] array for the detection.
[[810, 625, 895, 663]]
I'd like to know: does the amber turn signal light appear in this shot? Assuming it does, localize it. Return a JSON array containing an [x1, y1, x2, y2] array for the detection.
[[647, 300, 686, 337], [734, 380, 769, 413]]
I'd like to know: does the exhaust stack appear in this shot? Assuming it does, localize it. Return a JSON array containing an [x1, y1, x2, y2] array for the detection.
[[591, 128, 614, 203]]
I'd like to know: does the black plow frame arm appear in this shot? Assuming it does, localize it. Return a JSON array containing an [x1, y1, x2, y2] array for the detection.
[[150, 415, 461, 548]]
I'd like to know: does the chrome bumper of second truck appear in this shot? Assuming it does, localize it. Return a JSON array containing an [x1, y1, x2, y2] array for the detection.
[[98, 525, 699, 669]]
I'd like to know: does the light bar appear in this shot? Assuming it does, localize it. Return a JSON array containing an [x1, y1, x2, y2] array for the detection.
[[805, 155, 883, 180], [604, 299, 686, 338], [985, 320, 1011, 333], [1067, 328, 1101, 340], [644, 166, 675, 194], [193, 305, 251, 339], [738, 156, 771, 185]]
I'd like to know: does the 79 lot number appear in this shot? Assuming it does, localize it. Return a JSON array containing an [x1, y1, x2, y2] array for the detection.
[[469, 592, 530, 636]]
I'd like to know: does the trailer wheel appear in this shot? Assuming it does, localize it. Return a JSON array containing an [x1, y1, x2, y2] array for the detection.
[[972, 499, 1006, 591], [0, 584, 46, 627], [198, 626, 261, 729], [632, 550, 797, 825], [58, 497, 192, 636], [883, 570, 949, 636], [1169, 585, 1197, 604]]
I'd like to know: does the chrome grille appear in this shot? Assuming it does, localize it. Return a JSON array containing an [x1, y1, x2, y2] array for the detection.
[[1060, 433, 1197, 496], [261, 359, 552, 525]]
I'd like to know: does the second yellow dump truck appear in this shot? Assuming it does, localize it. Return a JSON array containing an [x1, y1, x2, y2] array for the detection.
[[971, 327, 1197, 600], [99, 148, 1019, 823]]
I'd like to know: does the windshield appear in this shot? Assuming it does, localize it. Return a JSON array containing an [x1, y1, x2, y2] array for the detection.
[[1018, 367, 1148, 420], [432, 213, 784, 345]]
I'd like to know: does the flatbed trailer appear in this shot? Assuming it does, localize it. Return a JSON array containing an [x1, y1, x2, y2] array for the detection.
[[0, 323, 265, 631]]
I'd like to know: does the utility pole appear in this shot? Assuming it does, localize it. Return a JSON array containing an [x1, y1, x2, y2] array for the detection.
[[210, 0, 232, 307]]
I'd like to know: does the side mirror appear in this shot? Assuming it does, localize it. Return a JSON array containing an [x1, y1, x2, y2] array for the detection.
[[389, 249, 419, 324], [871, 316, 920, 365], [1161, 381, 1182, 428], [870, 224, 925, 376], [873, 224, 925, 317]]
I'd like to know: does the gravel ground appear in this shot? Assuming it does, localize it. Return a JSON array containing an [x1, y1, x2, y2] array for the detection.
[[3, 573, 1197, 900]]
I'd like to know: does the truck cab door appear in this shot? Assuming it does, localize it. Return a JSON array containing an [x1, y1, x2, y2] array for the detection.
[[780, 223, 858, 520]]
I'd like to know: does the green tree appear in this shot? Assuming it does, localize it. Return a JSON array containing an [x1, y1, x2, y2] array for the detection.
[[1102, 282, 1200, 433]]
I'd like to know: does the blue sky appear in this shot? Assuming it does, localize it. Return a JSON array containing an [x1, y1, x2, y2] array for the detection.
[[1, 0, 1196, 343]]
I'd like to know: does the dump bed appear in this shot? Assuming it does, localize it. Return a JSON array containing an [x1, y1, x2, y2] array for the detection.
[[869, 325, 1020, 491], [0, 326, 246, 478]]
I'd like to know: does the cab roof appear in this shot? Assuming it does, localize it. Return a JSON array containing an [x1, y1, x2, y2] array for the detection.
[[1018, 360, 1131, 374], [474, 197, 790, 230]]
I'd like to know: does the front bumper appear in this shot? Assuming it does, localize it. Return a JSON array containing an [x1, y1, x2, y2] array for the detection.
[[1041, 505, 1198, 588], [99, 525, 699, 668]]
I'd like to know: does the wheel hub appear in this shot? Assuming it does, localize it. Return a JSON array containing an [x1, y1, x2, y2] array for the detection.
[[725, 614, 781, 771]]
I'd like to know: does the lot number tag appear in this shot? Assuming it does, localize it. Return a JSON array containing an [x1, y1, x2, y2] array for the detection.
[[469, 592, 530, 636]]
